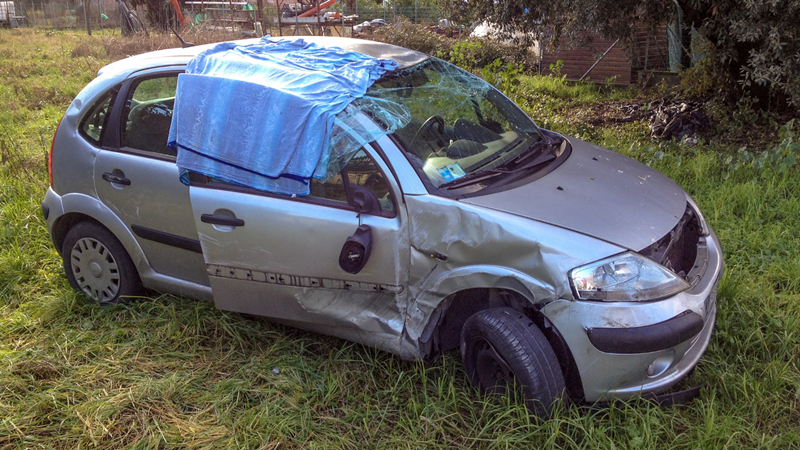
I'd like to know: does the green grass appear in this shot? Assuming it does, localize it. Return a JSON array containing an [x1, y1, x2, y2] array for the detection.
[[2, 28, 800, 449]]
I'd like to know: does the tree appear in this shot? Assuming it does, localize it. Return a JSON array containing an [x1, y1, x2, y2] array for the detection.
[[443, 0, 800, 109]]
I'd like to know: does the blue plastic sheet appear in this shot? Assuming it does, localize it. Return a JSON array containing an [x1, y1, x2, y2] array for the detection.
[[168, 37, 399, 195]]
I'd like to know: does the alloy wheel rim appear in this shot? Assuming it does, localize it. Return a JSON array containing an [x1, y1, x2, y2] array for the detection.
[[70, 237, 120, 302]]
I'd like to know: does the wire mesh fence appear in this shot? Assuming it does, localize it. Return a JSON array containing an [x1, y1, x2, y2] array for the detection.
[[5, 0, 122, 31], [3, 0, 447, 37]]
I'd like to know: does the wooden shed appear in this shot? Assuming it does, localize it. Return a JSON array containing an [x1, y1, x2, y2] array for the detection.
[[539, 25, 671, 84]]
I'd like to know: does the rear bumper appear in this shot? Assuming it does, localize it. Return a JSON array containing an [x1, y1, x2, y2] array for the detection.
[[42, 187, 65, 250]]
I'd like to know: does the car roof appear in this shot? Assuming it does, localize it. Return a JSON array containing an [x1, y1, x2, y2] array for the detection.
[[98, 36, 430, 79]]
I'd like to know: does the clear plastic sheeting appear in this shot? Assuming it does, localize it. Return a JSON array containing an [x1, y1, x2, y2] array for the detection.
[[168, 37, 400, 196], [317, 96, 412, 182]]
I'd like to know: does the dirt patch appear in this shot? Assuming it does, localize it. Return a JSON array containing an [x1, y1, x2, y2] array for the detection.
[[566, 100, 650, 127]]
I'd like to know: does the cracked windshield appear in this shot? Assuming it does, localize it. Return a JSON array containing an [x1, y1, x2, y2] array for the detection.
[[367, 59, 547, 190]]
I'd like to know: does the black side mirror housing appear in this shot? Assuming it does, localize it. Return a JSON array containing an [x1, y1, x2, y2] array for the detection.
[[350, 185, 382, 217], [339, 224, 372, 274]]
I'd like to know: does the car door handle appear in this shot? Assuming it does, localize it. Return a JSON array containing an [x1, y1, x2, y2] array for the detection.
[[201, 214, 245, 227], [102, 172, 131, 186]]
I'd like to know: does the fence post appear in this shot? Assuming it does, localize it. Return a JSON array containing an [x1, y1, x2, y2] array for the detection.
[[83, 0, 91, 34], [27, 0, 34, 27], [315, 0, 320, 35]]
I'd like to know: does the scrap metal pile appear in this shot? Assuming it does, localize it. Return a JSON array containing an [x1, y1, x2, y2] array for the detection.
[[647, 100, 711, 140]]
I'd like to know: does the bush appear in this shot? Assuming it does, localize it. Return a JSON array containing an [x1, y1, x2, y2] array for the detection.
[[724, 120, 800, 179], [370, 18, 538, 73]]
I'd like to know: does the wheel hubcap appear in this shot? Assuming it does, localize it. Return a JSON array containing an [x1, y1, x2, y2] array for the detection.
[[89, 262, 103, 278], [70, 237, 120, 302]]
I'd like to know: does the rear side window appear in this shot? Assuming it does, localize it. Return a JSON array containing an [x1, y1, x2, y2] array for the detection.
[[79, 86, 119, 146], [122, 76, 178, 156]]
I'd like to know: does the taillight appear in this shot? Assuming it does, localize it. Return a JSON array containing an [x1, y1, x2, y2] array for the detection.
[[49, 116, 64, 188]]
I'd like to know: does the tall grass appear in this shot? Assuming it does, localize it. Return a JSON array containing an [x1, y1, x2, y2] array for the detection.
[[1, 28, 799, 449]]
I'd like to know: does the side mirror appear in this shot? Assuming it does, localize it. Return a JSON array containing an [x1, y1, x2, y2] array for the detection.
[[339, 186, 381, 274], [350, 185, 382, 216], [339, 224, 372, 274]]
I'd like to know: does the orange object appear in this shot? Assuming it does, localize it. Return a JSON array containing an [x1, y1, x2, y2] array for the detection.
[[170, 0, 186, 29], [298, 0, 337, 18]]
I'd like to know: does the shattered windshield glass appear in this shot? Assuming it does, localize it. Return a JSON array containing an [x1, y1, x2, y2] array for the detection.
[[365, 59, 550, 192]]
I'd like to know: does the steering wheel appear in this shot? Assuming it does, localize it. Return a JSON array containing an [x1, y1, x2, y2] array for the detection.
[[410, 115, 447, 152]]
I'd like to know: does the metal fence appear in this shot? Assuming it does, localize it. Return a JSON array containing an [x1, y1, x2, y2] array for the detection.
[[6, 0, 126, 32], [3, 0, 445, 34]]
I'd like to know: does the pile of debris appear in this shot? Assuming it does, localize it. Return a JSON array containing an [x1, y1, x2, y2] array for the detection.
[[647, 100, 711, 140], [601, 99, 711, 141]]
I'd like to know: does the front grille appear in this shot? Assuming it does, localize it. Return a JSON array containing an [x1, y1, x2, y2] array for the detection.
[[639, 204, 702, 280]]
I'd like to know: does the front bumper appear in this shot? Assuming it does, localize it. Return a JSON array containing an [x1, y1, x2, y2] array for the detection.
[[542, 228, 723, 403]]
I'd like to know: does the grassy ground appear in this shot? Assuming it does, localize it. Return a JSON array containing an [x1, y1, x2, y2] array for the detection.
[[1, 28, 799, 449]]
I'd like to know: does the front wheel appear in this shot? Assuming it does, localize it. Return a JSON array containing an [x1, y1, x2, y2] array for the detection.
[[62, 222, 144, 304], [461, 307, 566, 418]]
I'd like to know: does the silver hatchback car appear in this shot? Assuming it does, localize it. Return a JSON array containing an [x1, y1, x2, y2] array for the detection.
[[43, 37, 723, 416]]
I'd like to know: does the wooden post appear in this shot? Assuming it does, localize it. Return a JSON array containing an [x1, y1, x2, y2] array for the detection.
[[255, 0, 262, 35], [315, 0, 320, 35], [276, 0, 282, 35], [83, 0, 91, 35]]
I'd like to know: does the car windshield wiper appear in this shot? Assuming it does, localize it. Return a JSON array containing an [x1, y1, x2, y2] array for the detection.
[[440, 136, 564, 191], [439, 168, 510, 190], [500, 137, 561, 169]]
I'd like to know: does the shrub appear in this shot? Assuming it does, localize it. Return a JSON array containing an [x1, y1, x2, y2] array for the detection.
[[370, 18, 538, 73]]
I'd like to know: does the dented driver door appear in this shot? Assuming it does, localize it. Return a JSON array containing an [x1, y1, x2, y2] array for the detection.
[[188, 148, 411, 344]]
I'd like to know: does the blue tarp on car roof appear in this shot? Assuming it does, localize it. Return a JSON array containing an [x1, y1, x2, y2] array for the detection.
[[167, 37, 398, 195]]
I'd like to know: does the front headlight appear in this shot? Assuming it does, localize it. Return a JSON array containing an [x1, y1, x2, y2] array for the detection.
[[569, 252, 690, 301]]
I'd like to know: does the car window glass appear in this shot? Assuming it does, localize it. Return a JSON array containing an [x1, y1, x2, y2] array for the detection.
[[308, 149, 394, 213], [309, 173, 347, 204], [121, 76, 178, 156], [345, 150, 394, 212], [79, 87, 118, 146]]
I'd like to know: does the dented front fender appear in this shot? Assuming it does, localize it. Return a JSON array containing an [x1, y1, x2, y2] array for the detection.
[[402, 194, 624, 347]]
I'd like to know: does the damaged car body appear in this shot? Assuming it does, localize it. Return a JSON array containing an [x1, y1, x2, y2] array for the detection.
[[43, 37, 723, 417]]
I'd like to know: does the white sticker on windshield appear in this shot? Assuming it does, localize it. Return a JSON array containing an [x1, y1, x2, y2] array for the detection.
[[438, 163, 466, 182]]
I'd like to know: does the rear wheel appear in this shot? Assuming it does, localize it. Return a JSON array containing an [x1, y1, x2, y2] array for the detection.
[[461, 307, 566, 418], [62, 222, 143, 304]]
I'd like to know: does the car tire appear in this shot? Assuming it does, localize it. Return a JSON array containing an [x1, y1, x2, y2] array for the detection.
[[62, 221, 144, 304], [461, 307, 566, 418]]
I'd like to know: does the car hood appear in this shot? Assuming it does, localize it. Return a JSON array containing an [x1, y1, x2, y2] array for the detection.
[[460, 138, 687, 251]]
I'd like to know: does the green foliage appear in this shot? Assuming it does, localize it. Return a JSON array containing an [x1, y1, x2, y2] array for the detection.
[[724, 120, 800, 179], [441, 40, 482, 68], [443, 0, 800, 110], [549, 60, 564, 79], [481, 59, 523, 97], [373, 19, 537, 71], [694, 0, 800, 107]]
